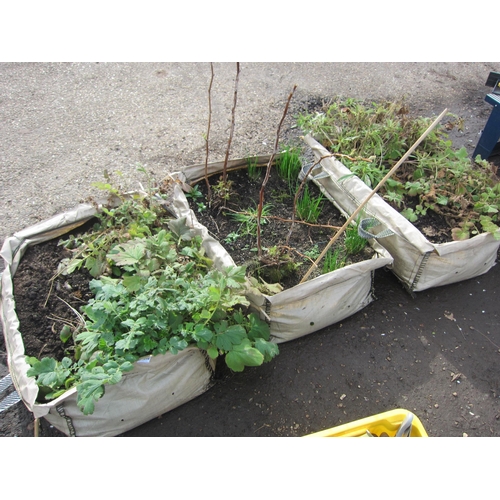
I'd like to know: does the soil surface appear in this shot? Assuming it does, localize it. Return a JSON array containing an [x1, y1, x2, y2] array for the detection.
[[1, 62, 500, 438], [187, 167, 376, 286]]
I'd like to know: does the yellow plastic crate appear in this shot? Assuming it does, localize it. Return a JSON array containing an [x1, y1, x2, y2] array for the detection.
[[305, 409, 428, 437]]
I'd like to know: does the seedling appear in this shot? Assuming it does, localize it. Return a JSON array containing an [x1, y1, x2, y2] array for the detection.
[[296, 184, 324, 223], [344, 222, 368, 255], [277, 145, 302, 191], [186, 184, 204, 201], [230, 204, 273, 237], [247, 156, 261, 181], [322, 248, 346, 274]]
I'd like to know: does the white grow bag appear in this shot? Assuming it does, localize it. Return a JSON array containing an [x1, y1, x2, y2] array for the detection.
[[303, 135, 500, 292], [0, 200, 216, 437], [173, 155, 393, 343]]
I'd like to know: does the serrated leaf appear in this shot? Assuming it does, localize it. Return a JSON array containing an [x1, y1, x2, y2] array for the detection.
[[168, 217, 197, 241], [401, 208, 418, 222], [85, 255, 107, 278], [77, 379, 105, 415], [59, 257, 83, 275], [123, 275, 143, 292], [115, 331, 140, 351], [254, 338, 279, 362], [480, 217, 500, 234], [451, 227, 470, 241], [215, 324, 247, 352], [108, 242, 146, 266]]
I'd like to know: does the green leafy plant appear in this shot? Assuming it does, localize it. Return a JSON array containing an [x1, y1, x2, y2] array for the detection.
[[230, 204, 273, 237], [246, 156, 261, 181], [298, 98, 500, 240], [27, 177, 279, 415], [186, 184, 204, 201], [296, 184, 324, 223], [344, 223, 368, 255], [322, 248, 346, 274], [276, 145, 302, 191], [224, 232, 241, 245]]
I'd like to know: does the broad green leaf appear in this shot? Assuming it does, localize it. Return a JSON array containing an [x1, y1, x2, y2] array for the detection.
[[193, 325, 214, 342], [436, 195, 449, 206], [169, 336, 188, 354], [123, 275, 143, 292], [225, 340, 264, 372], [59, 325, 72, 343], [207, 346, 219, 359], [247, 313, 271, 341]]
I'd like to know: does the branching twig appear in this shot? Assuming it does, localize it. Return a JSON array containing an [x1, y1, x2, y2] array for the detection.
[[257, 84, 297, 258], [469, 326, 500, 350], [222, 62, 240, 184], [278, 245, 318, 266], [222, 206, 340, 230]]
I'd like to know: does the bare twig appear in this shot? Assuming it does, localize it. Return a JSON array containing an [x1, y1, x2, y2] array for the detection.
[[222, 206, 340, 230], [257, 85, 297, 258], [204, 62, 214, 201], [55, 295, 86, 324], [469, 326, 500, 350], [222, 62, 240, 184], [299, 107, 449, 283], [278, 245, 318, 266]]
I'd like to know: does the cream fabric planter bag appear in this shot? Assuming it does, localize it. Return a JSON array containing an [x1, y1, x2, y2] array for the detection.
[[303, 135, 500, 293], [0, 201, 215, 437], [174, 156, 393, 344]]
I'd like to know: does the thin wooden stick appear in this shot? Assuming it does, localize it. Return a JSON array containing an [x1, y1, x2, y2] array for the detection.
[[222, 62, 240, 184], [299, 107, 449, 284], [204, 62, 214, 201]]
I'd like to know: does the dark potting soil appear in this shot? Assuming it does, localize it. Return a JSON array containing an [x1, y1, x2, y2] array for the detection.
[[10, 224, 96, 363], [186, 167, 376, 288]]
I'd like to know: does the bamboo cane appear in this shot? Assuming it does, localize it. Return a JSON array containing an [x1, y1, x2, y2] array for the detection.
[[299, 107, 449, 284]]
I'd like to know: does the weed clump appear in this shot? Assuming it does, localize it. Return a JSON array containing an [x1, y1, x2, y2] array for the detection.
[[297, 98, 500, 241]]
